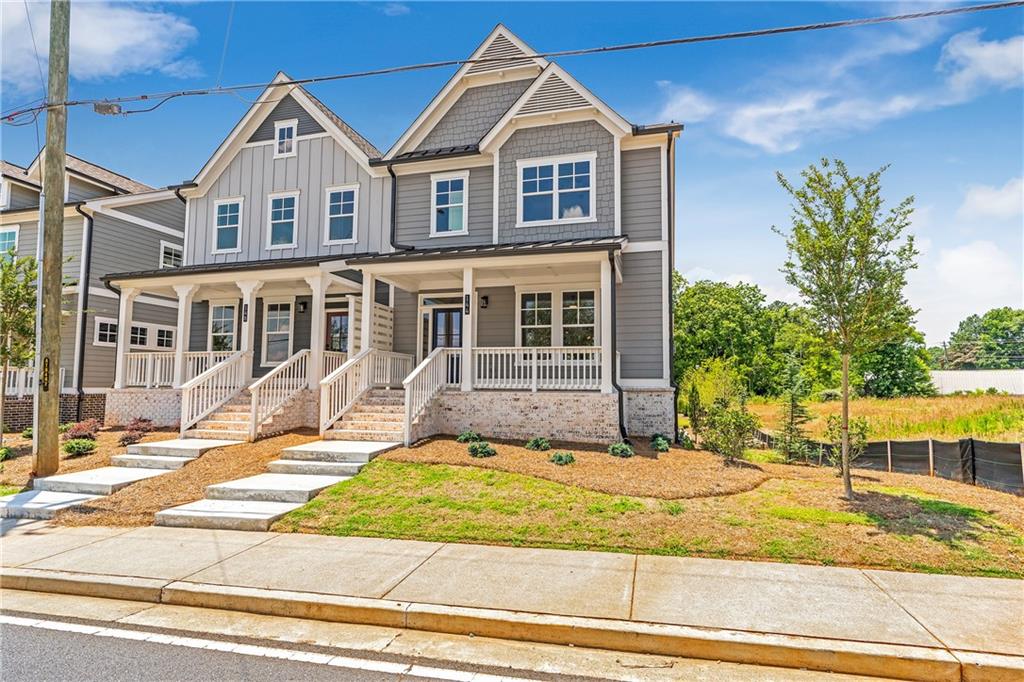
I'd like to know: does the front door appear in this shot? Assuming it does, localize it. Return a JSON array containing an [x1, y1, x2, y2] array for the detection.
[[432, 308, 462, 384], [325, 311, 349, 352]]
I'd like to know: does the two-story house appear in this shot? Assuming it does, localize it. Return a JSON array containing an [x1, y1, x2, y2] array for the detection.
[[0, 153, 184, 429], [103, 25, 679, 445]]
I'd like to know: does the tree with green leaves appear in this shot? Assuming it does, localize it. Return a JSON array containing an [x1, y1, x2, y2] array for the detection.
[[942, 308, 1024, 369], [855, 331, 934, 397], [0, 250, 38, 445], [775, 159, 917, 499], [776, 353, 812, 462]]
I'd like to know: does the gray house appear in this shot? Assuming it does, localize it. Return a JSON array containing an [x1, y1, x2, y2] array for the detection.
[[0, 153, 184, 428], [104, 25, 679, 445]]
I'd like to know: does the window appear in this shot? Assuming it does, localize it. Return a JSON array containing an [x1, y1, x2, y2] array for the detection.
[[95, 319, 117, 346], [267, 192, 298, 249], [0, 226, 18, 255], [274, 120, 296, 158], [324, 185, 357, 244], [213, 199, 242, 253], [520, 292, 552, 347], [130, 326, 149, 348], [156, 328, 174, 349], [160, 241, 183, 268], [262, 300, 293, 365], [562, 291, 596, 346], [210, 304, 236, 351], [430, 172, 468, 236], [517, 154, 595, 226]]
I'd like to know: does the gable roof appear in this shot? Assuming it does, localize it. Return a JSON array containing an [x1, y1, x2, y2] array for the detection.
[[300, 85, 382, 159], [0, 161, 38, 189], [20, 150, 152, 194]]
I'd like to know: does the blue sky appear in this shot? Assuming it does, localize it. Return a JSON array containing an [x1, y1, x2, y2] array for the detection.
[[2, 1, 1022, 345]]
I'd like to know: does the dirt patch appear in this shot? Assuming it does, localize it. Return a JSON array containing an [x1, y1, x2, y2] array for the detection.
[[55, 430, 320, 527], [382, 437, 771, 499]]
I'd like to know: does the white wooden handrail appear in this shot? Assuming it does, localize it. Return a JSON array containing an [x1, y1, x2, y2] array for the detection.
[[184, 351, 235, 382], [402, 347, 459, 446], [249, 349, 310, 440], [180, 350, 252, 434], [125, 352, 175, 388], [322, 350, 348, 378], [4, 365, 67, 397], [318, 348, 414, 435], [472, 347, 602, 391]]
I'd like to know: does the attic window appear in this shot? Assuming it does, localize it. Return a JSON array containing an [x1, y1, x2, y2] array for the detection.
[[274, 119, 297, 158]]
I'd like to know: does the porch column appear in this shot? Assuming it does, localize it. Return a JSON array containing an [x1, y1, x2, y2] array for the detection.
[[305, 274, 328, 388], [237, 280, 263, 353], [461, 267, 474, 391], [600, 258, 613, 394], [360, 272, 375, 352], [172, 284, 199, 388], [113, 287, 139, 389]]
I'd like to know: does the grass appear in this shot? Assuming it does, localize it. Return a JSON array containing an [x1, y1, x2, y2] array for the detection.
[[0, 484, 23, 497], [748, 394, 1023, 441]]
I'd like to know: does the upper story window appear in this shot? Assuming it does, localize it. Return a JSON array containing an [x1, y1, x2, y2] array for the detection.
[[267, 192, 299, 249], [213, 199, 242, 253], [0, 226, 18, 256], [274, 120, 297, 158], [517, 153, 595, 227], [324, 185, 358, 244], [430, 171, 468, 237], [160, 241, 183, 268]]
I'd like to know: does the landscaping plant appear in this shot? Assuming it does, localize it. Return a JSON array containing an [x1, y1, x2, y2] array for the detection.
[[776, 354, 813, 463], [824, 414, 869, 471], [125, 417, 156, 433], [62, 419, 100, 442], [608, 442, 634, 458], [702, 398, 758, 465], [21, 427, 32, 439], [456, 430, 482, 443], [467, 441, 496, 458], [62, 438, 97, 456], [678, 430, 695, 449], [118, 431, 144, 447], [650, 434, 671, 452], [0, 446, 11, 461], [59, 422, 72, 434], [0, 250, 37, 449], [525, 436, 550, 451], [549, 451, 575, 465]]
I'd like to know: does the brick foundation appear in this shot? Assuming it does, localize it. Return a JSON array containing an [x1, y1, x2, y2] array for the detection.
[[623, 388, 676, 437], [261, 389, 318, 436], [105, 389, 181, 427], [2, 393, 107, 432]]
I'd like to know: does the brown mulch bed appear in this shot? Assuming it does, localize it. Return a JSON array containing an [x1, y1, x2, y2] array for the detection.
[[382, 437, 772, 499], [55, 430, 321, 527]]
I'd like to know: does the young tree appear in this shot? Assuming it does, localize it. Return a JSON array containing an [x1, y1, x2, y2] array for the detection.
[[776, 354, 812, 462], [0, 251, 38, 446], [775, 159, 917, 499]]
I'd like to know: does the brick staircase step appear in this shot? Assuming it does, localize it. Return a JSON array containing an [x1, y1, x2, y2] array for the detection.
[[197, 419, 252, 431], [338, 419, 404, 432], [350, 404, 404, 415]]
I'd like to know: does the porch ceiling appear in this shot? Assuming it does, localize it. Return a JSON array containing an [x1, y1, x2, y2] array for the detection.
[[381, 259, 604, 291]]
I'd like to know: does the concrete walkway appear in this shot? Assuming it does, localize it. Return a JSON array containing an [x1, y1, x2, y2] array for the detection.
[[1, 523, 1020, 680]]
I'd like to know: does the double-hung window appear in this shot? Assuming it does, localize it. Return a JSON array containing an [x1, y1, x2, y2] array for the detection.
[[156, 328, 175, 349], [267, 192, 298, 249], [561, 291, 596, 346], [518, 153, 595, 226], [262, 300, 293, 365], [324, 185, 357, 244], [213, 199, 242, 253], [210, 304, 236, 351], [430, 172, 467, 236], [519, 293, 552, 347], [0, 226, 18, 255], [95, 319, 117, 346], [130, 326, 149, 348], [274, 120, 296, 158], [160, 241, 183, 268]]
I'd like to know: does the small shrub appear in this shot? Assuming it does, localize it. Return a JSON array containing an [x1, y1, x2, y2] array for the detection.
[[678, 430, 695, 449], [525, 436, 551, 451], [467, 441, 496, 458], [0, 446, 12, 462], [62, 438, 97, 456], [20, 427, 32, 439], [125, 417, 155, 433], [824, 415, 870, 470], [818, 388, 842, 402], [456, 430, 482, 443], [650, 434, 671, 452], [118, 431, 143, 447], [702, 400, 758, 464], [62, 418, 100, 442], [608, 442, 634, 458], [59, 423, 72, 434], [549, 451, 575, 465]]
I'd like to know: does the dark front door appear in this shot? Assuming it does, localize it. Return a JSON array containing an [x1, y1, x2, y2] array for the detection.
[[325, 311, 349, 352], [432, 308, 462, 350]]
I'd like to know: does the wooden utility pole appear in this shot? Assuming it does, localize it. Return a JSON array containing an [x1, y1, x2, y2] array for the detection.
[[33, 0, 71, 477]]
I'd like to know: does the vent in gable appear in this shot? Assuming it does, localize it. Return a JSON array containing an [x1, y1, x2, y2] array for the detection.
[[466, 34, 536, 75], [517, 74, 590, 116]]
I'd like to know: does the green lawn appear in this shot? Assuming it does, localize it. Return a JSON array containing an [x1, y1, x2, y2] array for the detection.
[[0, 484, 23, 497]]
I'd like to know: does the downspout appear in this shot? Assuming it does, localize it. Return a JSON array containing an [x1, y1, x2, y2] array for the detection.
[[170, 181, 196, 204], [387, 164, 414, 252], [666, 130, 680, 444], [608, 251, 628, 443], [73, 202, 93, 421]]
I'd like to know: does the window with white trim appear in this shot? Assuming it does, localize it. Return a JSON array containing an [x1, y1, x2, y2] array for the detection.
[[210, 304, 236, 351], [518, 154, 594, 225], [431, 172, 467, 236], [262, 300, 293, 365], [519, 292, 552, 347], [160, 241, 183, 268], [267, 193, 298, 248], [213, 199, 242, 252], [156, 328, 174, 349], [274, 120, 296, 158], [130, 325, 149, 348], [324, 186, 357, 243], [561, 290, 596, 346], [0, 226, 18, 255], [95, 319, 118, 346]]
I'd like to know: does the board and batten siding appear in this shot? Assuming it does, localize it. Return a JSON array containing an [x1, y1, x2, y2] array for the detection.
[[395, 165, 493, 247], [90, 208, 183, 288], [616, 251, 664, 380], [415, 80, 533, 151], [247, 94, 325, 142], [187, 135, 389, 265], [621, 148, 662, 242]]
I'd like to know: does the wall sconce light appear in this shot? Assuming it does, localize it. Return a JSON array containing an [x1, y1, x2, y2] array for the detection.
[[297, 301, 308, 313], [480, 296, 489, 309]]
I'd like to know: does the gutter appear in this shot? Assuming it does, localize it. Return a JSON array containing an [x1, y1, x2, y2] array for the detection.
[[169, 181, 197, 204], [666, 130, 680, 444], [608, 252, 629, 444], [73, 202, 93, 420], [386, 165, 414, 252]]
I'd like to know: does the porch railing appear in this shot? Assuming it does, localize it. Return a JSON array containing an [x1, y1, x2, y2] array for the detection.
[[322, 350, 348, 378], [472, 347, 602, 391], [402, 347, 460, 445], [185, 351, 234, 382], [319, 348, 414, 434], [369, 350, 414, 388], [125, 352, 175, 388], [249, 349, 309, 440], [180, 350, 252, 434], [4, 365, 68, 397]]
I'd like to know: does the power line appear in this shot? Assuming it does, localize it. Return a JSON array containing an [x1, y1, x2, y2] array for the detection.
[[22, 0, 47, 151], [3, 0, 1022, 124], [215, 1, 236, 88]]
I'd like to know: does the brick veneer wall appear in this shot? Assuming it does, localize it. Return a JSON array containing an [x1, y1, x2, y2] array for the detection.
[[105, 389, 181, 427], [2, 394, 107, 432], [623, 388, 676, 437], [260, 389, 318, 436]]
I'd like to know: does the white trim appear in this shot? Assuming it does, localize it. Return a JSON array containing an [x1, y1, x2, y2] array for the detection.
[[93, 316, 119, 348], [0, 224, 19, 252], [491, 149, 500, 244], [515, 152, 597, 229], [416, 292, 464, 362], [322, 183, 359, 245], [86, 286, 178, 309], [266, 190, 300, 250], [0, 179, 9, 210], [613, 136, 622, 236], [208, 299, 239, 352], [429, 171, 470, 237], [243, 131, 329, 149], [97, 316, 177, 351], [183, 195, 192, 265], [260, 296, 296, 367], [514, 283, 601, 348], [92, 207, 184, 239], [273, 119, 298, 159], [212, 197, 244, 254], [159, 240, 183, 269], [619, 379, 673, 389], [661, 244, 671, 383], [81, 188, 176, 210], [622, 240, 666, 253]]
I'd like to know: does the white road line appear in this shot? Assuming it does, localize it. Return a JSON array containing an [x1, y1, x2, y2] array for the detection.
[[0, 615, 540, 681]]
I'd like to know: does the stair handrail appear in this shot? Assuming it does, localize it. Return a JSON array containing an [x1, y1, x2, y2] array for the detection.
[[402, 346, 453, 446], [319, 348, 372, 435], [180, 350, 252, 434], [248, 348, 311, 440]]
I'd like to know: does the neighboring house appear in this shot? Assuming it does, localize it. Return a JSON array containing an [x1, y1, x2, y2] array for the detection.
[[0, 153, 184, 429], [103, 25, 680, 445]]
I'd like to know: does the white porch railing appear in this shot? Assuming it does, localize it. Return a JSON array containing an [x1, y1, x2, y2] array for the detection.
[[180, 350, 252, 434], [322, 351, 348, 378], [369, 350, 414, 388], [125, 352, 175, 388], [185, 351, 234, 382], [472, 347, 602, 391], [319, 348, 414, 435], [249, 349, 309, 440], [402, 347, 460, 445], [3, 366, 68, 397]]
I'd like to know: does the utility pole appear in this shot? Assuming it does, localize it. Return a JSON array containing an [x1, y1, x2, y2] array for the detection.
[[33, 0, 71, 477]]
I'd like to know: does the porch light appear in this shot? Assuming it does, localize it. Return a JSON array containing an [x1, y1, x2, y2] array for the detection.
[[297, 301, 308, 313], [480, 296, 489, 309]]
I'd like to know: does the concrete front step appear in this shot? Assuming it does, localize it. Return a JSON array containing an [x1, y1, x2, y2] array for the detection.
[[0, 490, 103, 519], [267, 459, 365, 476], [154, 499, 303, 531], [127, 438, 241, 457], [281, 440, 398, 463], [32, 467, 166, 496], [111, 454, 195, 470], [206, 473, 346, 503], [184, 429, 249, 441]]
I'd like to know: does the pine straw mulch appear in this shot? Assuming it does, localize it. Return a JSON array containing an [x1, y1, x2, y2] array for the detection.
[[55, 430, 321, 527]]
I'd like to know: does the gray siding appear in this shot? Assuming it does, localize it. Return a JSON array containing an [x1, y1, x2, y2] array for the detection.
[[392, 288, 418, 357], [621, 148, 662, 242], [616, 251, 664, 380], [251, 296, 312, 377], [416, 80, 533, 150], [90, 209, 183, 288], [187, 135, 389, 265], [475, 286, 514, 346], [395, 165, 492, 247], [115, 197, 186, 230], [247, 94, 325, 142], [8, 183, 39, 210], [9, 216, 84, 282], [81, 297, 177, 389], [67, 176, 112, 202], [498, 121, 614, 243]]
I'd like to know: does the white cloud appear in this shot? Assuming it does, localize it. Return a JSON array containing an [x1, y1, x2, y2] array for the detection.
[[956, 177, 1024, 222], [939, 29, 1024, 100], [1, 1, 199, 95], [656, 82, 715, 123], [380, 3, 411, 16]]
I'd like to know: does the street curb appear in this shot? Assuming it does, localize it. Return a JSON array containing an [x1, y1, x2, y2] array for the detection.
[[0, 568, 164, 603]]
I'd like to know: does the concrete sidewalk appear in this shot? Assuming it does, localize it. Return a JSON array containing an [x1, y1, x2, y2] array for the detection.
[[1, 521, 1021, 681]]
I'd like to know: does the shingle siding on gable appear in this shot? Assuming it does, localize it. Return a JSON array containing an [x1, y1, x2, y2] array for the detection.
[[415, 79, 533, 151], [616, 251, 664, 380], [621, 147, 662, 242], [497, 120, 614, 243], [395, 165, 493, 248], [247, 94, 325, 143]]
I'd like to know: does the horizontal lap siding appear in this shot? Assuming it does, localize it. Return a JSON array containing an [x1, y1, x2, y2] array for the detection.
[[90, 210, 182, 288], [81, 299, 177, 389], [114, 198, 186, 231], [10, 217, 84, 282], [476, 286, 515, 347], [621, 148, 662, 242], [9, 184, 39, 210], [416, 79, 533, 150], [395, 166, 493, 247], [67, 177, 111, 202], [616, 251, 664, 380]]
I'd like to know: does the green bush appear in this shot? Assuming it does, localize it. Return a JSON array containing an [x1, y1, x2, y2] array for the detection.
[[549, 451, 575, 465], [62, 438, 97, 456], [467, 441, 496, 458], [59, 423, 72, 434], [608, 442, 634, 458], [818, 388, 842, 402], [702, 400, 758, 463], [0, 446, 12, 462], [20, 427, 32, 439], [456, 430, 482, 443], [650, 434, 671, 452], [678, 430, 696, 449], [525, 436, 550, 451], [62, 419, 100, 442]]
